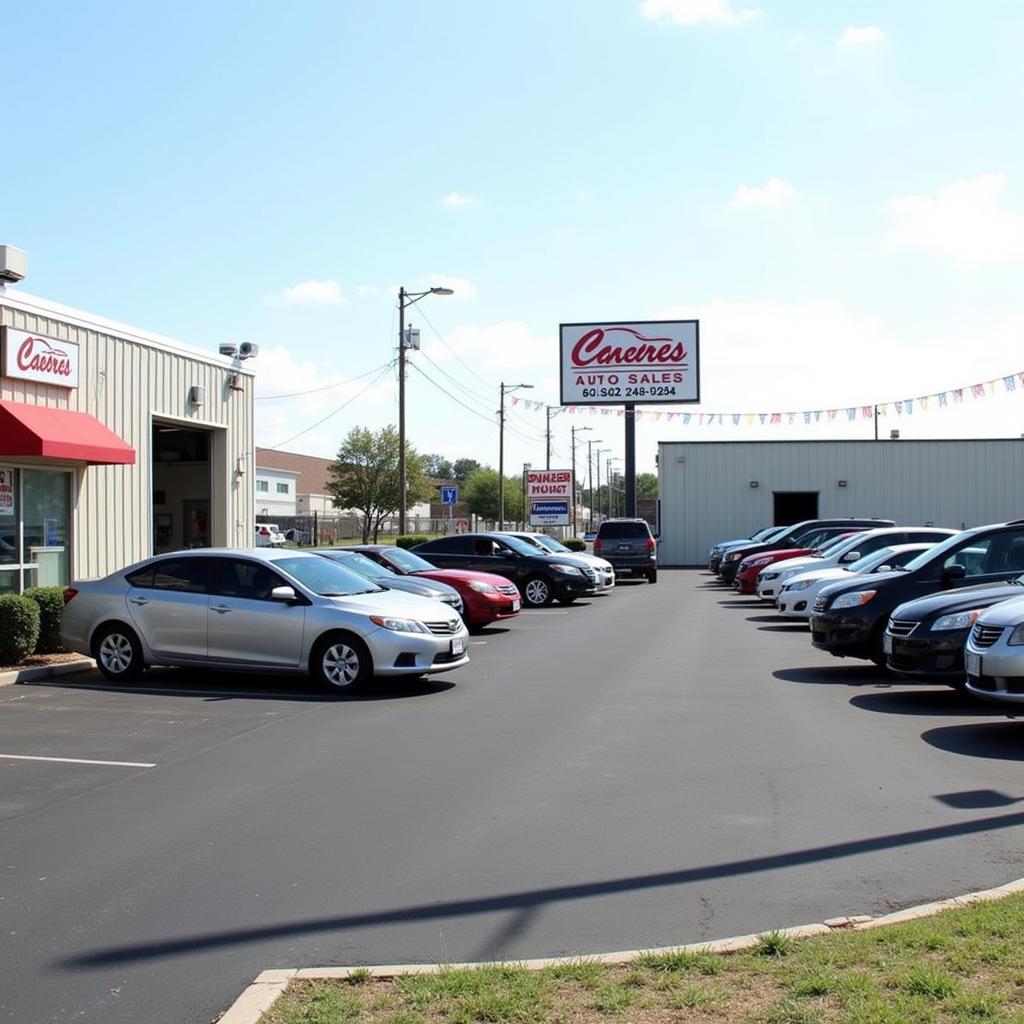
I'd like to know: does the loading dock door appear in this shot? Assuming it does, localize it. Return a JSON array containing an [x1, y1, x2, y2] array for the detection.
[[774, 491, 818, 526]]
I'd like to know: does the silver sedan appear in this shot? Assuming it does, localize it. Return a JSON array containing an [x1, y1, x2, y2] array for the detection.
[[60, 548, 470, 693], [964, 594, 1024, 709]]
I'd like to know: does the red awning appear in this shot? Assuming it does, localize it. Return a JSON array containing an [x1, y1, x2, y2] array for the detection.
[[0, 400, 136, 465]]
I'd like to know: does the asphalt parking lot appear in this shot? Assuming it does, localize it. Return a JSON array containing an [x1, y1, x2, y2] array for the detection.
[[3, 570, 1024, 1024]]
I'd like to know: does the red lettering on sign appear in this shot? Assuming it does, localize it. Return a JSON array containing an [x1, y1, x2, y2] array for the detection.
[[16, 336, 73, 378], [571, 327, 687, 369]]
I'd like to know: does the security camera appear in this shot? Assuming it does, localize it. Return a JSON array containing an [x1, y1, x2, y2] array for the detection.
[[238, 342, 259, 359], [219, 343, 238, 357], [0, 245, 28, 284]]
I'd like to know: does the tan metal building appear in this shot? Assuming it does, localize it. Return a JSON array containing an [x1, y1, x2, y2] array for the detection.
[[0, 285, 255, 592], [657, 439, 1024, 566]]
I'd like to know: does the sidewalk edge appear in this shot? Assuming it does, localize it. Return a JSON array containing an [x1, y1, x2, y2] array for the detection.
[[0, 657, 95, 687]]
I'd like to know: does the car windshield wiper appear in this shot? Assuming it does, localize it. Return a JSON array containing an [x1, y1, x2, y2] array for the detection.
[[320, 589, 380, 596]]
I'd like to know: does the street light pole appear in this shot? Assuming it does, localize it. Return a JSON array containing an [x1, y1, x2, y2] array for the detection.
[[586, 438, 603, 532], [594, 448, 608, 527], [570, 425, 591, 535], [522, 462, 531, 528], [607, 458, 620, 519], [498, 381, 533, 528], [397, 285, 454, 535]]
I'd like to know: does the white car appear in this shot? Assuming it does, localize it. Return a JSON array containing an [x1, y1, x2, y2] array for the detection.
[[254, 523, 285, 547], [503, 531, 615, 591], [756, 526, 957, 601], [775, 544, 936, 619]]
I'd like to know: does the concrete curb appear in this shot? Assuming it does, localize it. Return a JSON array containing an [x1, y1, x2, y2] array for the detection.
[[0, 657, 95, 687], [216, 875, 1024, 1023]]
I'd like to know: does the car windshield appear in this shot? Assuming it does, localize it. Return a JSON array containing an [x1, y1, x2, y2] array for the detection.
[[761, 526, 790, 542], [499, 535, 546, 556], [846, 548, 895, 573], [530, 534, 569, 553], [901, 531, 969, 573], [273, 555, 384, 596], [320, 549, 394, 581], [817, 534, 863, 557], [382, 548, 437, 573], [598, 521, 649, 539]]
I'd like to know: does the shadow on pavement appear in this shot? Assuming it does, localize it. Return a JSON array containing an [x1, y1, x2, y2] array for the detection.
[[758, 624, 812, 633], [922, 721, 1024, 761], [718, 599, 763, 608], [849, 689, 994, 717], [774, 665, 888, 686], [746, 614, 787, 623]]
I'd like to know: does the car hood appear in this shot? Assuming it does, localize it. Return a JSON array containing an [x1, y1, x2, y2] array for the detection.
[[380, 577, 460, 601], [785, 566, 852, 586], [817, 569, 906, 598], [768, 554, 824, 574], [324, 588, 464, 621], [413, 568, 515, 588], [976, 593, 1024, 627], [742, 547, 810, 567], [891, 581, 1024, 621]]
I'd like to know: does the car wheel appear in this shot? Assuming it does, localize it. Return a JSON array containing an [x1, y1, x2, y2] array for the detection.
[[523, 575, 554, 607], [647, 569, 658, 584], [312, 632, 373, 693], [93, 623, 145, 682]]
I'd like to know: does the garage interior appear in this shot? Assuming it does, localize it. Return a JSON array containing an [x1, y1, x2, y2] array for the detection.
[[152, 423, 212, 553]]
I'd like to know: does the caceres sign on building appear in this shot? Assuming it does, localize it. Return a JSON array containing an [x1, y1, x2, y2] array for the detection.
[[559, 320, 699, 406], [1, 327, 80, 389], [527, 469, 573, 526]]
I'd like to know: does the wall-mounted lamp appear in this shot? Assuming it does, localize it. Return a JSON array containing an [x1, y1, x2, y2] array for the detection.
[[227, 373, 244, 392], [749, 480, 759, 488], [890, 429, 900, 440], [837, 480, 848, 488], [235, 457, 246, 478], [188, 385, 206, 408]]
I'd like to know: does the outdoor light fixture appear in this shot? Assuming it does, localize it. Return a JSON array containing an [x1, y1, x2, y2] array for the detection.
[[838, 480, 848, 488], [498, 381, 533, 527], [398, 285, 454, 533], [749, 480, 759, 488]]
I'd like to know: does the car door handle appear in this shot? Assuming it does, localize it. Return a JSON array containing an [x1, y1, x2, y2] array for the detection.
[[128, 596, 149, 606], [211, 604, 232, 614]]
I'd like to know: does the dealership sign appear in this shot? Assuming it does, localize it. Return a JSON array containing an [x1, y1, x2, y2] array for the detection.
[[530, 499, 570, 526], [560, 320, 699, 406], [1, 328, 80, 389], [526, 469, 573, 526]]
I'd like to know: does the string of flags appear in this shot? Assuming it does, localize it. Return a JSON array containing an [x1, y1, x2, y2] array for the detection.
[[508, 371, 1024, 426]]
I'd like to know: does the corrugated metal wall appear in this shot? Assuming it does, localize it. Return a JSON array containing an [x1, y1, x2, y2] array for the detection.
[[1, 298, 255, 579], [658, 440, 1024, 565]]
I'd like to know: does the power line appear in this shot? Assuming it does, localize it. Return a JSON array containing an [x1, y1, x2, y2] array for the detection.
[[256, 360, 395, 400], [266, 361, 396, 450], [417, 305, 496, 391]]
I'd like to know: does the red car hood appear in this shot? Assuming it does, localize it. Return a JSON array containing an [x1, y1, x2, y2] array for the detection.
[[413, 568, 515, 588], [743, 546, 812, 568]]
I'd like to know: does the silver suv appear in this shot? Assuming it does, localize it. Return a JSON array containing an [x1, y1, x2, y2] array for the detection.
[[594, 518, 658, 583]]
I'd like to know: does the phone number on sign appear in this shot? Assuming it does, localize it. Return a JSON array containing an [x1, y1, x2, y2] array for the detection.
[[579, 384, 679, 399]]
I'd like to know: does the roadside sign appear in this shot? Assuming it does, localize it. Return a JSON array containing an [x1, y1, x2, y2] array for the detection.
[[441, 485, 458, 505], [526, 469, 573, 500], [530, 499, 569, 526]]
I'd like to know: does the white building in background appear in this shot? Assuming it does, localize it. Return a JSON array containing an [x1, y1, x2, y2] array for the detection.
[[253, 465, 299, 518], [657, 438, 1024, 566]]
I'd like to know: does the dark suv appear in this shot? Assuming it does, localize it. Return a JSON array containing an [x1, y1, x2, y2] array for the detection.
[[594, 518, 658, 583], [811, 520, 1024, 667]]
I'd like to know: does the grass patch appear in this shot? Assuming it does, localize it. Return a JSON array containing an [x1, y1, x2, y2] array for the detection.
[[263, 892, 1024, 1024]]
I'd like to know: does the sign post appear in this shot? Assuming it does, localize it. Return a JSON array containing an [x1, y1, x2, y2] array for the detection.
[[441, 484, 458, 534]]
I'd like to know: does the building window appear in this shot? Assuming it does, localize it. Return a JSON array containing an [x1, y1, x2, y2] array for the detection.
[[256, 480, 269, 493], [276, 483, 289, 494], [0, 467, 72, 593]]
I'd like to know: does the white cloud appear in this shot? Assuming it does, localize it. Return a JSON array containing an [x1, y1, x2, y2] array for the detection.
[[440, 192, 479, 207], [268, 279, 346, 306], [423, 321, 553, 375], [728, 177, 798, 209], [886, 173, 1024, 264], [837, 25, 886, 47], [640, 0, 758, 26]]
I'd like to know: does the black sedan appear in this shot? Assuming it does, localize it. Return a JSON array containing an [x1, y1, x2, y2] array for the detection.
[[885, 576, 1024, 686], [412, 533, 597, 608]]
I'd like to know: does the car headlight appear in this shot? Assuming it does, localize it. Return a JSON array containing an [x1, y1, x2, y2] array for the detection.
[[830, 590, 877, 609], [726, 552, 743, 562], [467, 580, 497, 593], [779, 569, 800, 581], [747, 557, 773, 569], [1008, 623, 1024, 646], [369, 615, 430, 634], [551, 563, 582, 575], [787, 578, 818, 591], [933, 610, 983, 632]]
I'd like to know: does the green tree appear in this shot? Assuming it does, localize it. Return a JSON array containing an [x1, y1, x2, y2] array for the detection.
[[636, 472, 659, 500], [452, 457, 482, 482], [326, 425, 433, 543], [462, 468, 525, 525], [423, 453, 454, 479]]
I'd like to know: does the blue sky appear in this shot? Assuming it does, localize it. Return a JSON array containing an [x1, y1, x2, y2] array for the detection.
[[5, 0, 1024, 475]]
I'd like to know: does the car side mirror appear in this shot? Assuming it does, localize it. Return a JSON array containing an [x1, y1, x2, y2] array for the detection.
[[874, 564, 892, 574], [271, 585, 299, 603], [942, 564, 967, 583], [840, 551, 860, 563]]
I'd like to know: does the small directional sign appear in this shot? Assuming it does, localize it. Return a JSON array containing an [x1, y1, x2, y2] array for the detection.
[[441, 485, 459, 505]]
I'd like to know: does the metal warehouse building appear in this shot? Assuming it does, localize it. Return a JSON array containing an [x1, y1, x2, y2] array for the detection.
[[657, 439, 1024, 566], [1, 281, 255, 593]]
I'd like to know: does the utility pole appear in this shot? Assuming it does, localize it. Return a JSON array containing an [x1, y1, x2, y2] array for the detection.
[[546, 407, 553, 470], [499, 381, 533, 528], [570, 425, 590, 535], [586, 438, 602, 533]]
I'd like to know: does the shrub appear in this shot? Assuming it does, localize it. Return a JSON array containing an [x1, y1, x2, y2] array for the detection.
[[563, 538, 587, 551], [23, 586, 66, 653], [396, 535, 430, 549], [0, 595, 41, 666]]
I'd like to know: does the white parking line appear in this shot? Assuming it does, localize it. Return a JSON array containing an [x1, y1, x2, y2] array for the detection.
[[0, 754, 156, 768]]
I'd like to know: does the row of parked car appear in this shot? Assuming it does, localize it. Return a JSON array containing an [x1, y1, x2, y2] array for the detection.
[[708, 517, 1024, 712], [59, 521, 658, 695]]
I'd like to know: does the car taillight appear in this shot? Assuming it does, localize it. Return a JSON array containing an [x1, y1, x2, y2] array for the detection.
[[594, 539, 602, 555], [62, 587, 78, 604], [646, 537, 656, 551]]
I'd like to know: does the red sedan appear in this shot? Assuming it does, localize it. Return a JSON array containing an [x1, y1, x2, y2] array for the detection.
[[351, 545, 521, 628], [733, 547, 815, 594]]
